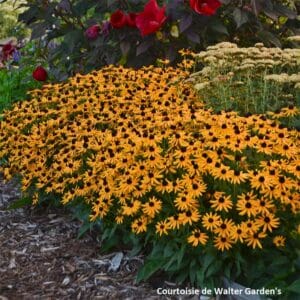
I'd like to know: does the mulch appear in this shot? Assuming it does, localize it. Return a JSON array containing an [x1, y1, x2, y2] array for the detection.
[[0, 176, 201, 300]]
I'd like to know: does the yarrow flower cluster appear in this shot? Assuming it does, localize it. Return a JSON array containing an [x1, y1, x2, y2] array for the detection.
[[0, 60, 299, 253]]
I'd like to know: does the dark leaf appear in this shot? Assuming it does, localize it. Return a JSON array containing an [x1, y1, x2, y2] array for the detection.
[[233, 8, 249, 28], [274, 3, 297, 19], [165, 46, 177, 62], [18, 6, 39, 25], [136, 39, 154, 56], [251, 0, 263, 16], [262, 0, 278, 20], [209, 19, 229, 35], [120, 41, 130, 56], [287, 279, 300, 294], [107, 0, 118, 7], [186, 30, 200, 44], [30, 22, 47, 40], [57, 0, 71, 13], [257, 30, 281, 47], [179, 14, 193, 33]]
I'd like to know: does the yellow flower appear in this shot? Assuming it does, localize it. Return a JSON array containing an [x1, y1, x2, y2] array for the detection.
[[236, 199, 258, 217], [210, 192, 233, 212], [230, 224, 247, 243], [245, 231, 267, 249], [214, 235, 234, 251], [174, 194, 198, 211], [155, 220, 170, 236], [167, 215, 182, 230], [255, 213, 280, 232], [142, 197, 162, 218], [214, 219, 235, 237], [273, 235, 286, 247], [122, 200, 141, 216], [131, 217, 148, 234], [179, 210, 201, 226], [187, 229, 208, 247], [202, 212, 221, 231]]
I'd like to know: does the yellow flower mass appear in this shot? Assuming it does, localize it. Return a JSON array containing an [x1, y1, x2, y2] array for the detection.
[[0, 61, 299, 253]]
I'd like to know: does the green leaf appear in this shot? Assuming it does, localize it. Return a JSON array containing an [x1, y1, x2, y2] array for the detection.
[[77, 222, 92, 239], [233, 8, 249, 28], [287, 279, 300, 294], [196, 269, 205, 286], [8, 197, 32, 210], [163, 243, 175, 258], [175, 270, 189, 284], [177, 244, 186, 267], [136, 258, 164, 283], [257, 30, 281, 47], [202, 252, 215, 273], [209, 19, 229, 36], [206, 260, 223, 277]]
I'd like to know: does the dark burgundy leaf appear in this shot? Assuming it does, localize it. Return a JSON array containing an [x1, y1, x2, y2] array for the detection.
[[136, 39, 154, 56], [179, 14, 193, 33]]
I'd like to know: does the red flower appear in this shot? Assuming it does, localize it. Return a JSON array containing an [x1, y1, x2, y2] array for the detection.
[[110, 10, 128, 29], [33, 66, 48, 81], [135, 0, 167, 36], [189, 0, 221, 16], [85, 24, 100, 40], [2, 43, 16, 61], [126, 13, 137, 27]]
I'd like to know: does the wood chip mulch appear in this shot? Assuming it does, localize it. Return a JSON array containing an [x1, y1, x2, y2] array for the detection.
[[0, 176, 200, 300]]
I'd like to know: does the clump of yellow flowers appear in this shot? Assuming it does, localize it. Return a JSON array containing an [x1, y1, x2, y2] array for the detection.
[[0, 60, 299, 256]]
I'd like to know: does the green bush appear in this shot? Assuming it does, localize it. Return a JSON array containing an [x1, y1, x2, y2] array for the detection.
[[0, 42, 43, 114], [0, 0, 29, 39], [0, 59, 299, 297], [18, 0, 299, 80]]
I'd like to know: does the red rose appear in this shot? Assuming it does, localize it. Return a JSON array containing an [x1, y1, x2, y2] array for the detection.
[[85, 24, 100, 40], [189, 0, 221, 16], [33, 66, 48, 81], [135, 0, 167, 36], [126, 13, 137, 27], [110, 10, 128, 29]]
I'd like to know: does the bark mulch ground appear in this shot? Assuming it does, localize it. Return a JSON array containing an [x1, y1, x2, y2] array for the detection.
[[0, 176, 201, 300]]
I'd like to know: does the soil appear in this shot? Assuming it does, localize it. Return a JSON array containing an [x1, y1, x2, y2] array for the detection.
[[0, 176, 200, 300]]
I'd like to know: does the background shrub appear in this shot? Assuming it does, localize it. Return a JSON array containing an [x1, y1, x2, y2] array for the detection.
[[0, 0, 29, 40], [18, 0, 300, 80], [0, 41, 43, 114]]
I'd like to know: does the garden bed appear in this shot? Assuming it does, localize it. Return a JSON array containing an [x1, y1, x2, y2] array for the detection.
[[0, 176, 170, 300]]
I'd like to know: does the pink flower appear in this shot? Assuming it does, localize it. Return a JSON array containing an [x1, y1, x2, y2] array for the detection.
[[32, 66, 48, 81], [110, 10, 128, 29], [85, 24, 100, 40], [190, 0, 221, 16], [135, 0, 167, 36]]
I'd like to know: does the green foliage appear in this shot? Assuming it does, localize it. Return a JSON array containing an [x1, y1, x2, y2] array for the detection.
[[0, 0, 29, 39], [17, 0, 300, 80], [1, 56, 299, 298], [190, 42, 300, 126], [0, 42, 43, 114]]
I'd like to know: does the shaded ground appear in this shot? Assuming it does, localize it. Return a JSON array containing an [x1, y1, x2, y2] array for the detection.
[[0, 176, 201, 300]]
